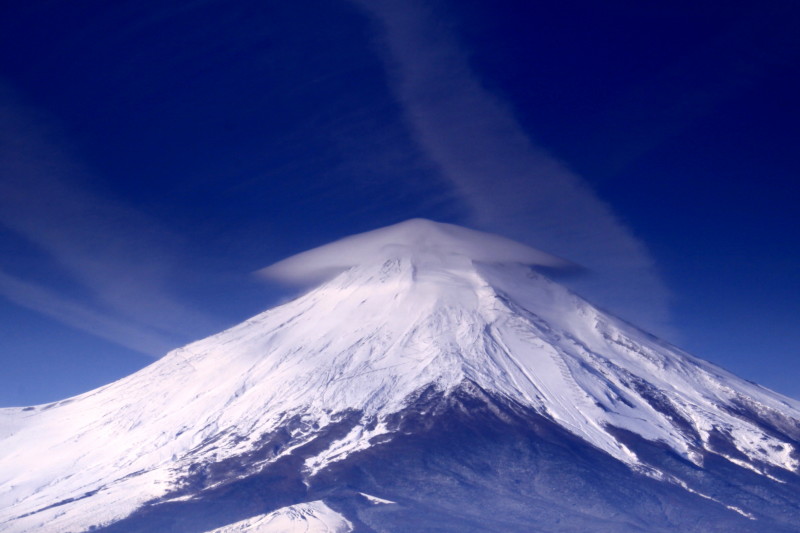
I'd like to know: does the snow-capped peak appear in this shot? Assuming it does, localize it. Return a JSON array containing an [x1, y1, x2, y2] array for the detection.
[[1, 220, 799, 532]]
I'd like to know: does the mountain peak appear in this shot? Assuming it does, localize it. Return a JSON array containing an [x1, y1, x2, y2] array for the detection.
[[2, 221, 800, 532], [257, 218, 573, 286]]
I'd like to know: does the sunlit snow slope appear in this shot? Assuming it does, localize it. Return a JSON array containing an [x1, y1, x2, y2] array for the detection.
[[202, 500, 352, 533], [1, 219, 799, 532]]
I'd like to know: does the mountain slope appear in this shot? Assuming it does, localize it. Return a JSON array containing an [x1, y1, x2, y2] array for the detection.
[[1, 219, 798, 532]]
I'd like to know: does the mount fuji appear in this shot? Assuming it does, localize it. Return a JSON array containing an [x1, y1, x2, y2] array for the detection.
[[1, 219, 799, 532]]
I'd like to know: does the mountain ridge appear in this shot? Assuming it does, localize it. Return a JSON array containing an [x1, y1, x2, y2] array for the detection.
[[1, 219, 798, 532]]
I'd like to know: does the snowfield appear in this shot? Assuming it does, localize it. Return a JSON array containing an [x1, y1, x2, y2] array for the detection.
[[203, 501, 352, 533], [1, 219, 798, 532]]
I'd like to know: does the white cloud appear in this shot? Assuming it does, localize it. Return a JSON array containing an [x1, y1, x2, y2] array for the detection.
[[349, 0, 673, 336], [0, 269, 175, 355], [258, 218, 576, 285], [0, 84, 220, 355]]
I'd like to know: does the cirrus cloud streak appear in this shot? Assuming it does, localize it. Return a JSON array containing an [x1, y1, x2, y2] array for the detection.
[[350, 0, 673, 337]]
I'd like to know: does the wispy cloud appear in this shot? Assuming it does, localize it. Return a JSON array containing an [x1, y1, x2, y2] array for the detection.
[[0, 269, 175, 355], [0, 84, 221, 356], [350, 0, 673, 336]]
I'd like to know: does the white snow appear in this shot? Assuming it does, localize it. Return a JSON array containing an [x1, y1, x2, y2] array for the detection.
[[203, 501, 352, 532], [359, 493, 395, 505], [1, 219, 798, 532]]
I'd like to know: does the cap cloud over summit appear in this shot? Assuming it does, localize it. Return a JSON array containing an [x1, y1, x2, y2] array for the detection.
[[257, 218, 576, 286]]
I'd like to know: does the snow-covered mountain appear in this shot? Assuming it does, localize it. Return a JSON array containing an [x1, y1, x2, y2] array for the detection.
[[1, 219, 799, 532]]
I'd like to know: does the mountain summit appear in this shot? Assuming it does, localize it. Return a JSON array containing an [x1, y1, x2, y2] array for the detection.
[[2, 219, 799, 532]]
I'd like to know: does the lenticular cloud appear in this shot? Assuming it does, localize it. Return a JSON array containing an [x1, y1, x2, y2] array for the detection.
[[257, 218, 574, 285]]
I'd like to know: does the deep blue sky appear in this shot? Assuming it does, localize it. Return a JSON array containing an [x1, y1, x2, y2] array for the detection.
[[1, 0, 798, 406]]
